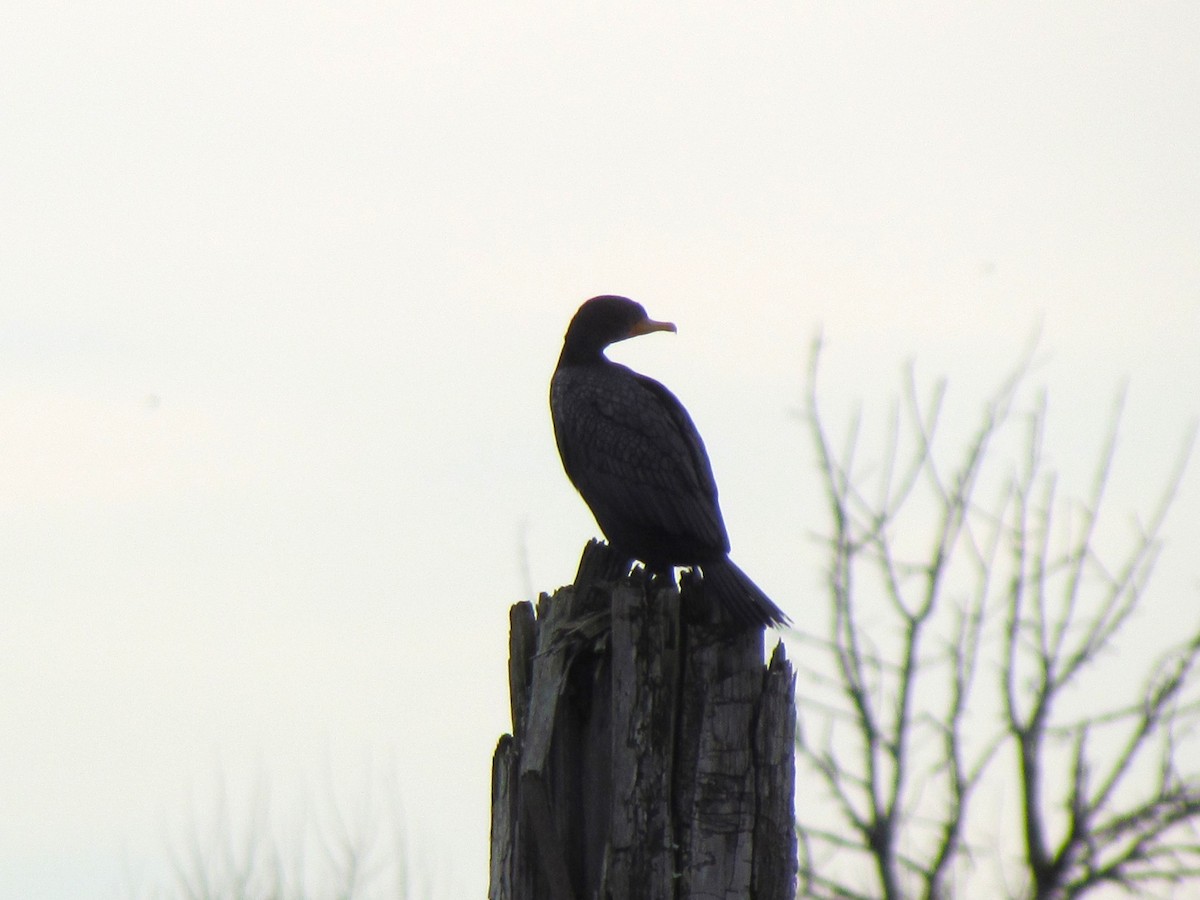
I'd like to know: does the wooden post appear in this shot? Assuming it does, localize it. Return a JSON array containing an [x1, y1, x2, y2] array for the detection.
[[489, 541, 797, 900]]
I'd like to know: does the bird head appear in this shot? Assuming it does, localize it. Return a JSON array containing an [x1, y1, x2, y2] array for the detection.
[[560, 295, 676, 363]]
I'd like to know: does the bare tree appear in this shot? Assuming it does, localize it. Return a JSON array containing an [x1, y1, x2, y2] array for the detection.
[[125, 766, 417, 900], [795, 341, 1200, 899]]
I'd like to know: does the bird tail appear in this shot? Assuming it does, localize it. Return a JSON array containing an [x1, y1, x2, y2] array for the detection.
[[700, 558, 790, 630]]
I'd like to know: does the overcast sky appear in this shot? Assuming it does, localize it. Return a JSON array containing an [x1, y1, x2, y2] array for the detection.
[[2, 3, 1198, 897]]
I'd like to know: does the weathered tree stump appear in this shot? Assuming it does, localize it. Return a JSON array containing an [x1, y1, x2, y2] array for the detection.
[[490, 541, 797, 900]]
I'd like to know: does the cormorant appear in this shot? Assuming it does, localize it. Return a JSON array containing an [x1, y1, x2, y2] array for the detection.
[[550, 295, 788, 629]]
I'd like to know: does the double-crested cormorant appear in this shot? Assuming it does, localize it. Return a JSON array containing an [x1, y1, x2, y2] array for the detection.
[[550, 295, 789, 629]]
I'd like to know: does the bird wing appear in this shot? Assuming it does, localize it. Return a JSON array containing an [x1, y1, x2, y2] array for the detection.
[[551, 364, 730, 560]]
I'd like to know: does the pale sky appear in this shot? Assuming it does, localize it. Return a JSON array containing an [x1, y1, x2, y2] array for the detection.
[[3, 3, 1198, 898]]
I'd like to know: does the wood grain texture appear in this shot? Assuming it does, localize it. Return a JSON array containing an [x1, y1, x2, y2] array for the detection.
[[490, 541, 796, 900]]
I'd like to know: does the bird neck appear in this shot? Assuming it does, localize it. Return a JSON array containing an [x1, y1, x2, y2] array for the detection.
[[557, 341, 610, 368]]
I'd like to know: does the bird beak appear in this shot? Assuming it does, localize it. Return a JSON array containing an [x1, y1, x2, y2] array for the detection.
[[629, 316, 677, 337]]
